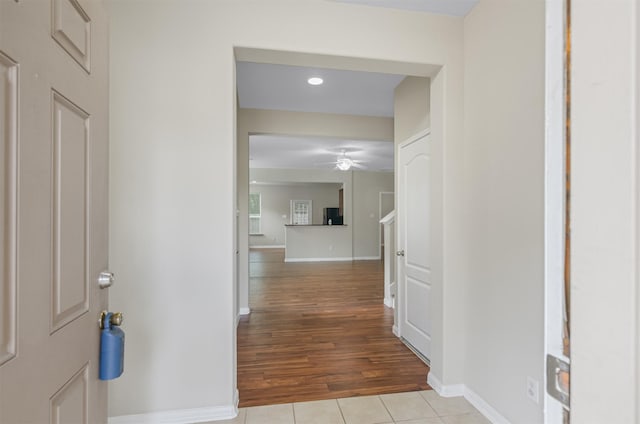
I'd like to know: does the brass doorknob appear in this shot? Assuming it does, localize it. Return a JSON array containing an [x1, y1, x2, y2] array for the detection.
[[110, 312, 123, 327], [99, 311, 124, 329]]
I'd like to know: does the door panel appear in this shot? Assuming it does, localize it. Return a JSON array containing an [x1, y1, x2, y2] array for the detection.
[[406, 277, 432, 335], [397, 131, 432, 360], [52, 91, 90, 332], [0, 51, 18, 367], [0, 1, 109, 422], [52, 0, 92, 72], [50, 364, 89, 424]]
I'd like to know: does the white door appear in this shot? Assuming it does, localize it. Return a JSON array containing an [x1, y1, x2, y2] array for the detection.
[[397, 131, 431, 360], [0, 1, 109, 422]]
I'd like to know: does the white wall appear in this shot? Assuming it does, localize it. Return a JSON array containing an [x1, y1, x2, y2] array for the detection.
[[571, 1, 639, 422], [352, 171, 394, 258], [250, 183, 341, 246], [109, 0, 464, 419], [463, 0, 545, 422]]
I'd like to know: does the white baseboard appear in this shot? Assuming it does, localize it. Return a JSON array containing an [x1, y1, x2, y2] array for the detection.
[[383, 297, 394, 308], [426, 374, 511, 424], [249, 245, 285, 249], [353, 256, 381, 260], [427, 373, 464, 397], [392, 325, 399, 336], [464, 386, 511, 424], [108, 404, 238, 424], [236, 308, 251, 327], [284, 257, 353, 263]]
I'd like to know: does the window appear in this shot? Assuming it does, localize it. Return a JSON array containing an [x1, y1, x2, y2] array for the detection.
[[290, 200, 312, 225], [249, 193, 261, 235]]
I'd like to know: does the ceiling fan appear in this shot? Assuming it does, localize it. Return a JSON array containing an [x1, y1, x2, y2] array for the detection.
[[332, 150, 366, 171]]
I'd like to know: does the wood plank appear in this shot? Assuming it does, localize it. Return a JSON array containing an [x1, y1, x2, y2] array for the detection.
[[237, 248, 430, 407]]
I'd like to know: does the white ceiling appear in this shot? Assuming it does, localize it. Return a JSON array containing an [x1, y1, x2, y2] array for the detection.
[[238, 62, 400, 171], [236, 62, 404, 118], [332, 0, 479, 16], [240, 0, 474, 171], [250, 135, 394, 172]]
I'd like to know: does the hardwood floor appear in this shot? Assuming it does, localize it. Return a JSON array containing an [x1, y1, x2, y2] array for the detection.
[[237, 248, 430, 407]]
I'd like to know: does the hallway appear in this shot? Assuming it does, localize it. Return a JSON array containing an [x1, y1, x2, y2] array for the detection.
[[237, 249, 430, 407]]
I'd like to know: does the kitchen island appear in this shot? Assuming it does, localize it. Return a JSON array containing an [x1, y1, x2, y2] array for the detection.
[[284, 224, 352, 262]]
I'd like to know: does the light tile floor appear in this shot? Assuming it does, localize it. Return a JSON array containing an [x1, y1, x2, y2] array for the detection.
[[205, 391, 490, 424]]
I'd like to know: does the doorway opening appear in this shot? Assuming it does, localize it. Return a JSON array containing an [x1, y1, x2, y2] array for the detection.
[[235, 54, 438, 407]]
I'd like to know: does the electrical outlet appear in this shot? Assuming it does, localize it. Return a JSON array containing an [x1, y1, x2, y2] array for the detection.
[[526, 377, 540, 404]]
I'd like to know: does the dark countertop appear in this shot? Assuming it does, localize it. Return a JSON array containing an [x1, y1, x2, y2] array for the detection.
[[284, 224, 347, 227]]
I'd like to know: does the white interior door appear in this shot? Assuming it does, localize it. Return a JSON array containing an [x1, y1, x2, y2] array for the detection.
[[397, 131, 431, 361], [0, 1, 109, 422]]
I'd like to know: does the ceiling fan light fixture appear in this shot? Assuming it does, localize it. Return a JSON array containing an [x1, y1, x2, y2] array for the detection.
[[336, 157, 353, 171]]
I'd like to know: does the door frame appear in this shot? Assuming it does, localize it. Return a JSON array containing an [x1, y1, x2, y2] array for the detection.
[[544, 0, 569, 421]]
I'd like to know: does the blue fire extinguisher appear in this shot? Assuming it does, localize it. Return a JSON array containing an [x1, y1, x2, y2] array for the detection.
[[99, 311, 125, 380]]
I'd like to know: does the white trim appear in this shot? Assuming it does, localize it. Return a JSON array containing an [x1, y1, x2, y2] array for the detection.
[[426, 376, 511, 424], [108, 404, 238, 424], [378, 191, 394, 259], [284, 257, 353, 263], [379, 210, 395, 225], [383, 297, 393, 308], [249, 245, 285, 249], [543, 1, 568, 423], [392, 325, 399, 336], [631, 1, 640, 418], [427, 373, 464, 397], [353, 256, 380, 261], [399, 128, 431, 149], [239, 307, 251, 315], [464, 387, 511, 424], [636, 0, 640, 417]]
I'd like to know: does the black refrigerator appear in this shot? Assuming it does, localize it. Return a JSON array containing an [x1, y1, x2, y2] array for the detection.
[[323, 207, 343, 225]]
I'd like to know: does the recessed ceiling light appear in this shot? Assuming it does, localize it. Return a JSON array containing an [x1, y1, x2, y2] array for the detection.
[[307, 77, 324, 86]]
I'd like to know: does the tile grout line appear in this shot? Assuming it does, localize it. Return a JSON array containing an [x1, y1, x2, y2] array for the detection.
[[336, 398, 348, 424], [376, 394, 397, 423]]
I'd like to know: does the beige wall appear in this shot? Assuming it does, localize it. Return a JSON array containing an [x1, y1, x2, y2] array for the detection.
[[250, 183, 342, 246], [249, 168, 393, 259], [571, 0, 639, 422], [462, 0, 545, 422], [285, 226, 352, 261], [352, 171, 394, 258], [106, 0, 639, 422], [394, 76, 431, 143], [109, 0, 465, 419]]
